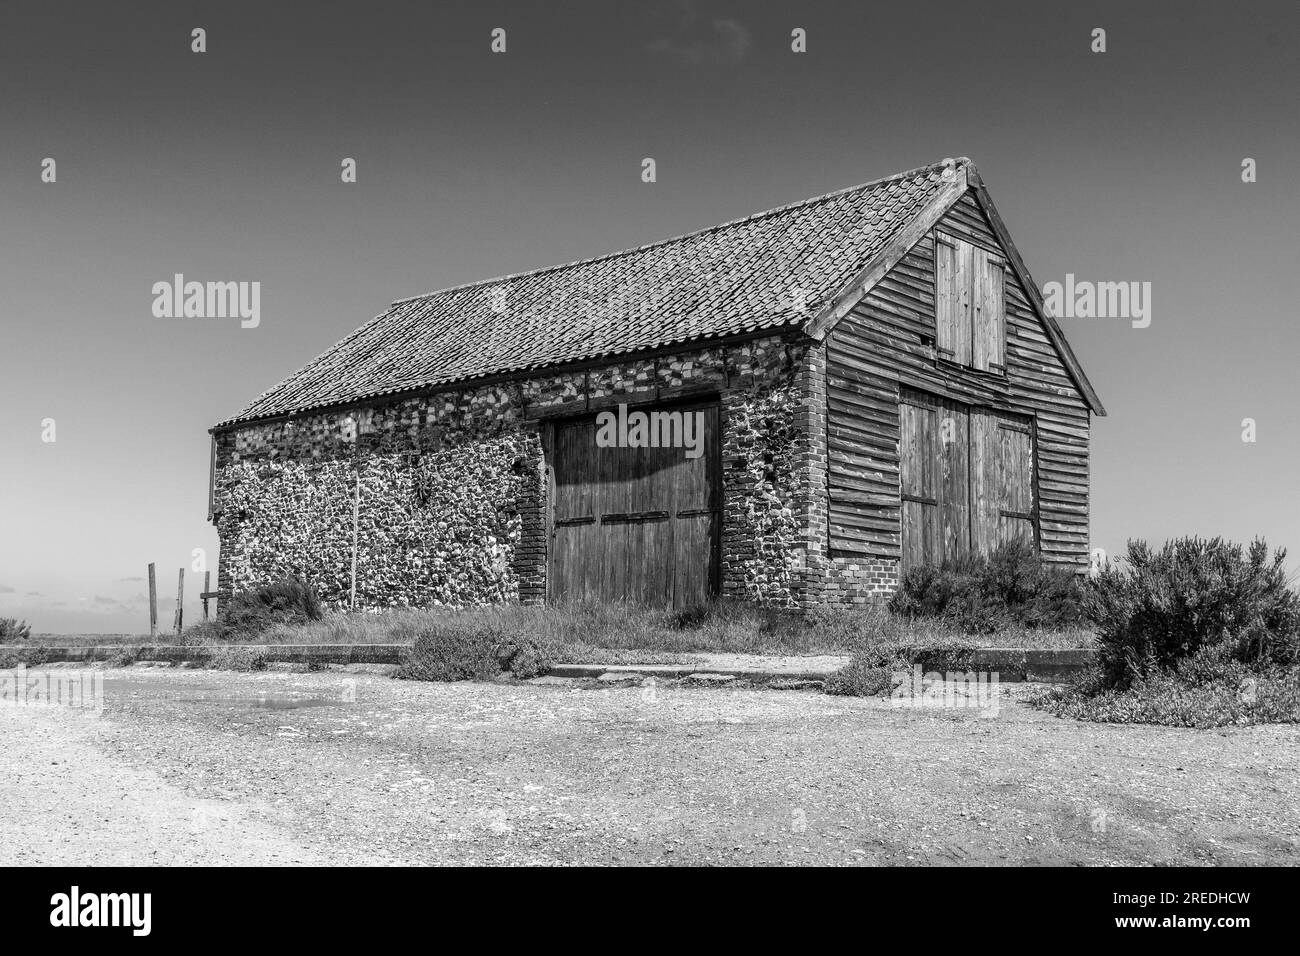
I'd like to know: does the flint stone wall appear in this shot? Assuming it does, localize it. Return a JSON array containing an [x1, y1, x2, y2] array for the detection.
[[212, 334, 823, 610]]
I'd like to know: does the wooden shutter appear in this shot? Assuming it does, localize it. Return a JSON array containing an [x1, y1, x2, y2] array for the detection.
[[972, 247, 1005, 372], [935, 236, 971, 365], [937, 233, 1004, 372]]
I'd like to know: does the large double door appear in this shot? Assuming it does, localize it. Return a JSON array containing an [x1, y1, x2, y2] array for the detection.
[[547, 402, 721, 607], [899, 389, 1036, 569]]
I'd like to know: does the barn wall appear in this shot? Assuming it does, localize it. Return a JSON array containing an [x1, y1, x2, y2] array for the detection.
[[212, 334, 818, 610], [821, 189, 1092, 601], [213, 386, 545, 609]]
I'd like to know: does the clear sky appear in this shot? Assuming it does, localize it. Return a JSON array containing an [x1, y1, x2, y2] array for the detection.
[[1, 0, 1297, 633]]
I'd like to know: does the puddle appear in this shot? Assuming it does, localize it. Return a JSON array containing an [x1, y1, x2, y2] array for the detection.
[[103, 679, 212, 698], [102, 679, 340, 711], [247, 696, 336, 711]]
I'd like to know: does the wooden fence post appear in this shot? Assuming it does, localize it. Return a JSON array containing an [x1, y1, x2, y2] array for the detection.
[[148, 563, 157, 639], [202, 570, 211, 620], [174, 568, 185, 638]]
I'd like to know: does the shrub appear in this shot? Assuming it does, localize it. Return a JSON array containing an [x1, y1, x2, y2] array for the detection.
[[193, 577, 323, 642], [494, 636, 553, 680], [208, 645, 269, 672], [1030, 537, 1300, 727], [0, 645, 49, 667], [177, 620, 221, 646], [105, 647, 141, 667], [1032, 662, 1300, 728], [1086, 537, 1299, 688], [0, 618, 32, 643], [396, 610, 555, 682], [888, 538, 1085, 632], [825, 636, 977, 697], [824, 659, 892, 697]]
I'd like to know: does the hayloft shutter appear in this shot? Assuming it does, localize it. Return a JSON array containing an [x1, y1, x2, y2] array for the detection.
[[935, 236, 970, 364], [935, 234, 1004, 373], [972, 247, 1006, 372]]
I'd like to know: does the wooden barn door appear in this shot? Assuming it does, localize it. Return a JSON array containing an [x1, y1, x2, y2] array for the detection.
[[899, 391, 971, 569], [900, 391, 1035, 570], [548, 403, 720, 607], [971, 410, 1036, 553]]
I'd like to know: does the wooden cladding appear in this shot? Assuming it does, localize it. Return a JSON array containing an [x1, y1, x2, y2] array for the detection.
[[825, 190, 1091, 572], [899, 388, 1036, 569], [935, 233, 1005, 373], [547, 402, 720, 607]]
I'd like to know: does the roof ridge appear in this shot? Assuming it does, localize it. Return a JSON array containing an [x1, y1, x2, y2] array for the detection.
[[388, 157, 968, 306]]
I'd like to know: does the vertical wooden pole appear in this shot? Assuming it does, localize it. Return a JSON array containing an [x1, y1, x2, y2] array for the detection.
[[202, 570, 211, 620], [148, 563, 158, 639], [174, 568, 185, 638], [350, 471, 360, 610]]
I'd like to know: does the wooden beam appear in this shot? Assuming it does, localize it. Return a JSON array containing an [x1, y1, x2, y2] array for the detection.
[[174, 568, 184, 637], [206, 434, 217, 521]]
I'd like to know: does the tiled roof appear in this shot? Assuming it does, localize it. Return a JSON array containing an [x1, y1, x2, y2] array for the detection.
[[218, 158, 967, 426]]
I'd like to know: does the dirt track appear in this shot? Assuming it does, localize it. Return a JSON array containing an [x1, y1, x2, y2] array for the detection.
[[1, 666, 1296, 866]]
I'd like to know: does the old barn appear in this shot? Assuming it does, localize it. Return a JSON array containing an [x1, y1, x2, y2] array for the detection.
[[209, 158, 1104, 610]]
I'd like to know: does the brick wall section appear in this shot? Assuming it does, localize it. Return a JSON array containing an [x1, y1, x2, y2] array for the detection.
[[821, 556, 901, 606], [212, 333, 837, 610], [791, 340, 829, 606]]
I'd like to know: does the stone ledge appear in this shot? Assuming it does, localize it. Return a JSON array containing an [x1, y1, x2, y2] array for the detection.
[[6, 644, 408, 665]]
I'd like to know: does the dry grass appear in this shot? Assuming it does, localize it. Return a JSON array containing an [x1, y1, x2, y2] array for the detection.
[[240, 600, 1093, 658], [34, 602, 1094, 659]]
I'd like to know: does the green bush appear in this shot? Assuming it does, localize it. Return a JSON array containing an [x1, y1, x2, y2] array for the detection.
[[494, 636, 554, 680], [0, 618, 32, 643], [0, 645, 49, 668], [190, 577, 323, 642], [825, 637, 977, 697], [1086, 537, 1299, 688], [105, 647, 141, 667], [888, 538, 1085, 632], [1030, 537, 1300, 727], [824, 659, 893, 697], [1033, 661, 1300, 728], [396, 610, 556, 682], [208, 645, 269, 672]]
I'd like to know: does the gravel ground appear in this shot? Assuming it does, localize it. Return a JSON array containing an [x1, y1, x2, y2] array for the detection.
[[1, 665, 1296, 866]]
